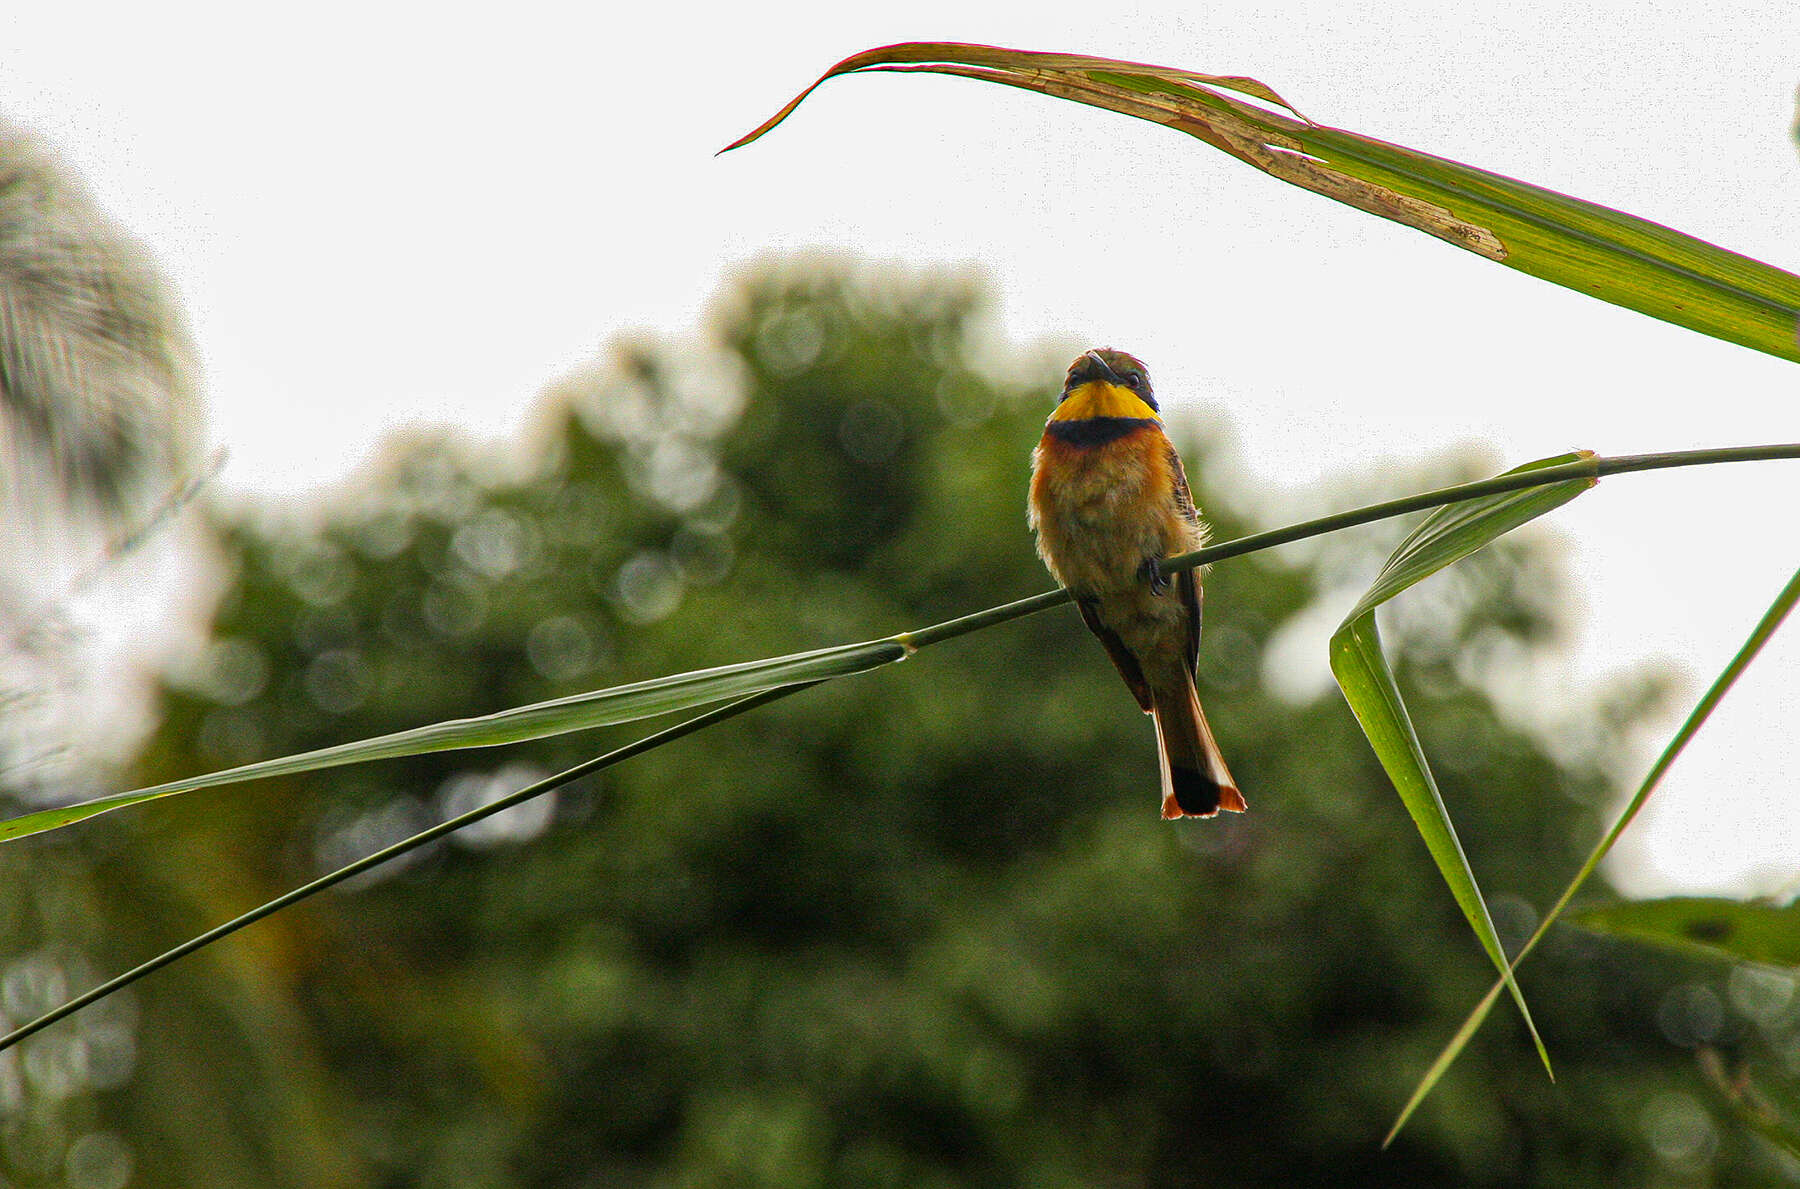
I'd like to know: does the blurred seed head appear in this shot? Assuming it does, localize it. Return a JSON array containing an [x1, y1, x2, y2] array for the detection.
[[0, 120, 199, 526]]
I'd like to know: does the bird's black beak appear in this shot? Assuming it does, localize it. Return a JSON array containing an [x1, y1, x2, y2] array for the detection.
[[1083, 349, 1124, 386]]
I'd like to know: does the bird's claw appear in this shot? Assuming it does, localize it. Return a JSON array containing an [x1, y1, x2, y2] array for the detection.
[[1140, 557, 1170, 595]]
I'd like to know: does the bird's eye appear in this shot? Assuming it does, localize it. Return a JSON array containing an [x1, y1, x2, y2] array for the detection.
[[1124, 373, 1143, 389]]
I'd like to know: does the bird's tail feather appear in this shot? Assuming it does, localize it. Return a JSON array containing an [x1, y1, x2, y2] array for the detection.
[[1150, 672, 1244, 819]]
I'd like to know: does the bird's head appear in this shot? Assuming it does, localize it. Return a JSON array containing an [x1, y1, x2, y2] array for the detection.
[[1053, 348, 1159, 421]]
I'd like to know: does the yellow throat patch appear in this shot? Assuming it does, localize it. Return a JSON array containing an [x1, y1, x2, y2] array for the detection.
[[1048, 380, 1160, 423]]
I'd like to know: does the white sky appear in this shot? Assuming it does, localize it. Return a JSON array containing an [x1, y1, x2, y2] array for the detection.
[[1, 1, 1795, 897]]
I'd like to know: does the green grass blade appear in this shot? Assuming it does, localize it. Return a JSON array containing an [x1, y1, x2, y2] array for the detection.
[[0, 638, 908, 841], [1573, 897, 1800, 968], [1330, 453, 1598, 1078], [725, 43, 1800, 363], [1331, 617, 1554, 1075], [6, 446, 1790, 847], [0, 681, 821, 1053], [1386, 564, 1800, 1146], [1345, 452, 1598, 622]]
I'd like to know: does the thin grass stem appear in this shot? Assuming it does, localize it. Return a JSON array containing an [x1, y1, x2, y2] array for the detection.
[[8, 440, 1798, 1048], [0, 681, 819, 1052], [1384, 564, 1800, 1145]]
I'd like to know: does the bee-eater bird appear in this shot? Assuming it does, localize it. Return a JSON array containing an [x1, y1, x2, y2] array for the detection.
[[1028, 348, 1244, 819]]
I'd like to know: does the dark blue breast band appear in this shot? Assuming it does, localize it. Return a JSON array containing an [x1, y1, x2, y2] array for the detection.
[[1044, 416, 1159, 447]]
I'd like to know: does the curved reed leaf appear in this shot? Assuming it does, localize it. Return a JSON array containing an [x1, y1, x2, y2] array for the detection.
[[1330, 452, 1597, 1078], [725, 43, 1800, 364]]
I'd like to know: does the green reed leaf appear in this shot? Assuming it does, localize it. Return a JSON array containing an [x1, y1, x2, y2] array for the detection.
[[1331, 452, 1598, 1079], [727, 43, 1800, 363]]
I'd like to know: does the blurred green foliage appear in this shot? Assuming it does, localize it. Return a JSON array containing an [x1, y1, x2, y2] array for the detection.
[[2, 261, 1793, 1186]]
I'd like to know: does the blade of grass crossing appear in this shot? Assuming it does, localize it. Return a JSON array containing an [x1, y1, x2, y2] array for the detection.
[[1385, 564, 1800, 1145], [0, 681, 822, 1053]]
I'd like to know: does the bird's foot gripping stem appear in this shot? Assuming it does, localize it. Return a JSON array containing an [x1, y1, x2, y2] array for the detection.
[[1139, 556, 1170, 596]]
